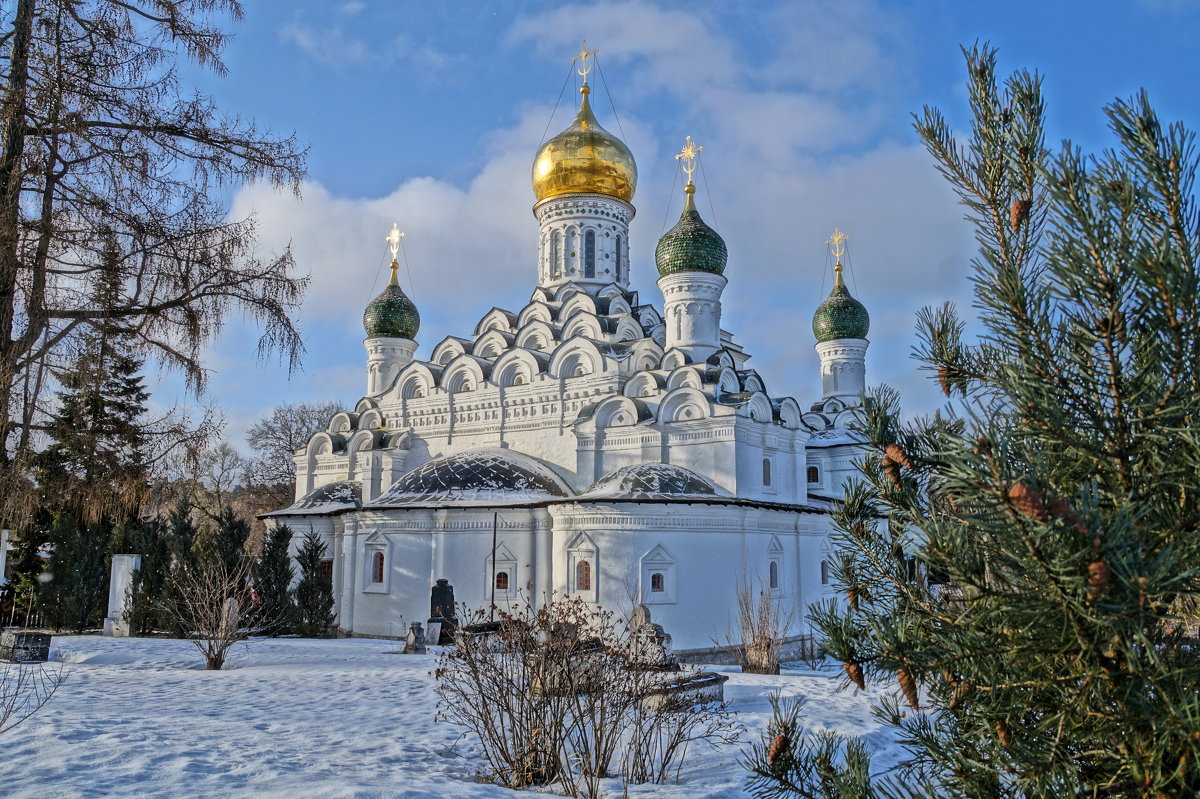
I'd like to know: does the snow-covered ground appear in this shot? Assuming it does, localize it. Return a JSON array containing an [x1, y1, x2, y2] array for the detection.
[[1, 636, 903, 798]]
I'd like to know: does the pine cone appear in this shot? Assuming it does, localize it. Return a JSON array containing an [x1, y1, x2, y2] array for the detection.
[[1087, 560, 1111, 603], [949, 679, 971, 710], [768, 734, 789, 767], [881, 455, 901, 488], [847, 587, 859, 612], [886, 443, 913, 469], [996, 720, 1011, 747], [1047, 498, 1089, 535], [844, 661, 865, 690], [1010, 198, 1031, 233], [898, 669, 920, 709], [1008, 480, 1048, 521], [937, 366, 952, 397]]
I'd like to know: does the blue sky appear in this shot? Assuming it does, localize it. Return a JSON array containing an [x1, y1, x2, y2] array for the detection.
[[164, 0, 1200, 448]]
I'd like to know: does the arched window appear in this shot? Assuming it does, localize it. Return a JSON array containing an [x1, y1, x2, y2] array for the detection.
[[550, 230, 561, 276], [372, 551, 385, 584], [495, 571, 509, 591], [650, 572, 665, 593], [762, 458, 772, 486], [584, 230, 596, 278], [769, 560, 779, 589], [576, 559, 592, 591], [820, 559, 830, 585], [807, 465, 820, 483], [615, 234, 623, 280]]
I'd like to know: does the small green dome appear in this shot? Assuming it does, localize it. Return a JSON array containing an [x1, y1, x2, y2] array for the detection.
[[812, 275, 869, 342], [655, 185, 727, 277], [364, 263, 420, 339]]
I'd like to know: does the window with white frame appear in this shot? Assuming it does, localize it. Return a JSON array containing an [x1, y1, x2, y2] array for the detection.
[[363, 532, 389, 593], [768, 536, 784, 595], [640, 544, 676, 604], [487, 543, 518, 599], [568, 533, 598, 600]]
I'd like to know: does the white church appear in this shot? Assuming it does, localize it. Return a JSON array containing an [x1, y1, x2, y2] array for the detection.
[[264, 53, 874, 654]]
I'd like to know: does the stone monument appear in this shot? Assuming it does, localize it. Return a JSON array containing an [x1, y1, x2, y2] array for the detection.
[[403, 621, 427, 654], [103, 554, 142, 637], [429, 578, 457, 644]]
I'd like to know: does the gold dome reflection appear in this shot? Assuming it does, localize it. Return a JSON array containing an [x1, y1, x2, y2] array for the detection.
[[532, 85, 637, 204]]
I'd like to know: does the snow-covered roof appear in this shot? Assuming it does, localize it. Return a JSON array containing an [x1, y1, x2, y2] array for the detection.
[[264, 480, 361, 517], [367, 447, 572, 507], [581, 463, 728, 500]]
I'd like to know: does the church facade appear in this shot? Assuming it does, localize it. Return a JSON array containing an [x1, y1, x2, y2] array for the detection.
[[264, 60, 874, 653]]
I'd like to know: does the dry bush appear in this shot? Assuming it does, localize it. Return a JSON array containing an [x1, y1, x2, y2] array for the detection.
[[0, 660, 65, 736], [164, 555, 255, 670], [435, 595, 740, 797], [725, 574, 794, 675]]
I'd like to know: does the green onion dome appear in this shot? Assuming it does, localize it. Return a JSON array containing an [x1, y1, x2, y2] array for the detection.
[[655, 183, 727, 277], [364, 262, 420, 339], [812, 267, 869, 342]]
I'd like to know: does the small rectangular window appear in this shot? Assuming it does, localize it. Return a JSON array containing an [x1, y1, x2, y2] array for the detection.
[[821, 559, 830, 585]]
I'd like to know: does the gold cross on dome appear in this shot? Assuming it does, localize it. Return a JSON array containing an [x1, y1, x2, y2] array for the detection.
[[675, 136, 703, 181], [386, 223, 404, 261], [573, 40, 599, 82], [826, 227, 849, 261]]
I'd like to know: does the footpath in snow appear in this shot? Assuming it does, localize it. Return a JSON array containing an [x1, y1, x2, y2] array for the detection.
[[0, 635, 902, 798]]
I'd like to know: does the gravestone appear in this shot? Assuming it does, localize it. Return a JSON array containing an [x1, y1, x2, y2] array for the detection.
[[428, 579, 457, 644], [628, 604, 677, 671], [403, 622, 427, 654], [1, 630, 50, 663], [103, 554, 142, 637]]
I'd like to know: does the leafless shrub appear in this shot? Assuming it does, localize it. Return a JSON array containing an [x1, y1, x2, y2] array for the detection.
[[0, 660, 65, 736], [164, 555, 256, 670], [435, 595, 740, 797], [723, 574, 794, 675]]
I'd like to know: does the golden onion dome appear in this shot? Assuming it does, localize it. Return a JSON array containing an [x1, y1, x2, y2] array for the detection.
[[532, 85, 637, 204]]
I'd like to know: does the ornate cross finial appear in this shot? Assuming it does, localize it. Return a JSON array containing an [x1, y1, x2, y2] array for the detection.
[[675, 135, 703, 182], [827, 227, 849, 262], [572, 40, 599, 83], [386, 223, 404, 262]]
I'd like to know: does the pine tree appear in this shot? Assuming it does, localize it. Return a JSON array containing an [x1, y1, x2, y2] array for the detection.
[[256, 524, 296, 635], [41, 515, 111, 632], [293, 531, 334, 638], [749, 45, 1200, 797]]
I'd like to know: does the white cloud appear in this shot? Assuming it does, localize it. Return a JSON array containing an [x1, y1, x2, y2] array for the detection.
[[278, 17, 368, 67]]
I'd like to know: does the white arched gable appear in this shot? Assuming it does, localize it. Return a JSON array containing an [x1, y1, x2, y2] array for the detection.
[[625, 339, 663, 374], [776, 397, 803, 429], [741, 371, 766, 393], [709, 350, 735, 369], [595, 282, 624, 298], [740, 392, 775, 423], [307, 430, 345, 456], [558, 292, 598, 323], [612, 316, 642, 343], [554, 281, 586, 303], [660, 348, 691, 370], [561, 313, 603, 340], [549, 338, 606, 379], [666, 366, 703, 391], [658, 387, 711, 423], [391, 362, 437, 400], [354, 397, 378, 413], [514, 320, 557, 352], [473, 329, 512, 359], [716, 367, 740, 395], [623, 371, 662, 399], [517, 301, 554, 328], [492, 348, 542, 388], [529, 287, 553, 305], [327, 412, 357, 434], [357, 408, 384, 430], [431, 336, 468, 367], [605, 295, 632, 316], [441, 355, 487, 394], [590, 395, 644, 429], [473, 307, 516, 336]]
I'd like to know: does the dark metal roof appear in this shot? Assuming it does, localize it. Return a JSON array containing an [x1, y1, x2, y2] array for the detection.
[[584, 463, 724, 499], [370, 447, 572, 506]]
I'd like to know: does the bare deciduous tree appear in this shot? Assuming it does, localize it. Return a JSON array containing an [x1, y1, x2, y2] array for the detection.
[[0, 659, 64, 735], [164, 553, 254, 670], [0, 0, 308, 523], [724, 574, 794, 675], [245, 399, 342, 508]]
